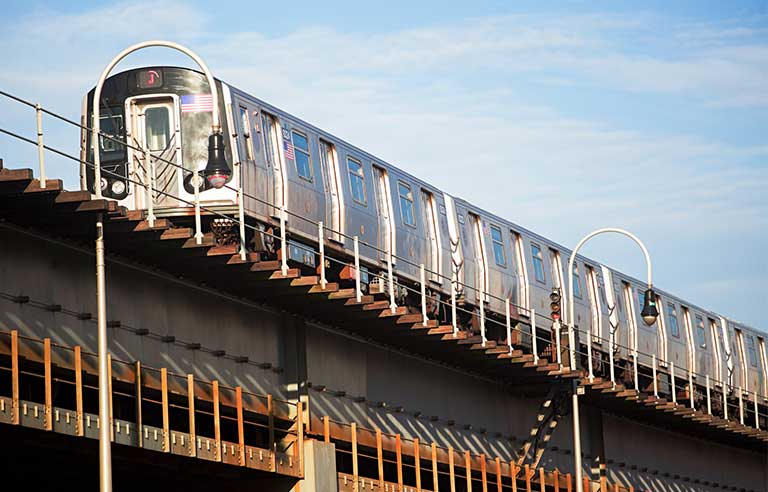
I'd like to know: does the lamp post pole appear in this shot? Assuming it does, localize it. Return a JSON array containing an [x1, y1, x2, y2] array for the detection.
[[95, 215, 109, 492], [565, 227, 656, 492], [90, 41, 224, 492]]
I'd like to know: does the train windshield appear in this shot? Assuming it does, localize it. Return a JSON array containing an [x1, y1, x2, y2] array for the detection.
[[89, 108, 126, 161]]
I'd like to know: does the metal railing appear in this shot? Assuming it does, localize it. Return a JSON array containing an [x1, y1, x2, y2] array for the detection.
[[0, 329, 303, 472], [1, 89, 766, 431], [320, 415, 582, 492]]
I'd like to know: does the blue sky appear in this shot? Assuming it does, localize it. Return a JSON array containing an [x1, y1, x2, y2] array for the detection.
[[0, 1, 766, 327]]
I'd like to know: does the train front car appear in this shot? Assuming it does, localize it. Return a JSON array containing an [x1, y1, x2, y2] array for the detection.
[[80, 66, 238, 214]]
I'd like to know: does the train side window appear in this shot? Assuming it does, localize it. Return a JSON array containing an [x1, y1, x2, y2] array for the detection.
[[667, 303, 680, 338], [239, 106, 254, 160], [530, 243, 545, 283], [397, 181, 416, 227], [695, 315, 707, 349], [291, 131, 312, 181], [347, 157, 367, 205], [490, 225, 506, 267], [572, 263, 582, 299], [746, 335, 758, 367]]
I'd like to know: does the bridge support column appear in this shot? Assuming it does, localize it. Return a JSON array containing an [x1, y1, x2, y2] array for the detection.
[[283, 314, 310, 427], [584, 405, 607, 492], [301, 439, 338, 492]]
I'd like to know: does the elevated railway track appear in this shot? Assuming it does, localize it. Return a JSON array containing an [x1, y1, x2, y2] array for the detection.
[[0, 162, 765, 492]]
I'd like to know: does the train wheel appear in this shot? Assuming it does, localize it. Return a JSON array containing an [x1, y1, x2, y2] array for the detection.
[[249, 223, 276, 257]]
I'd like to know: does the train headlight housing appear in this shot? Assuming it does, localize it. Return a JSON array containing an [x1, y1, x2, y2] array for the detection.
[[641, 288, 659, 326], [204, 132, 230, 189], [110, 180, 126, 196], [183, 170, 210, 195]]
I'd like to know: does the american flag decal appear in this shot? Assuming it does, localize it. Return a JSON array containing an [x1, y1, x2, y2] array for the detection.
[[181, 94, 213, 113], [283, 139, 295, 160]]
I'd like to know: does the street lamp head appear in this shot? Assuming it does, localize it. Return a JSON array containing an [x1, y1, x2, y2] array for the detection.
[[641, 287, 659, 326], [204, 132, 230, 189]]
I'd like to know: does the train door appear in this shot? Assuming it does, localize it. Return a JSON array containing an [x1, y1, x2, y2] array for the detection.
[[758, 337, 768, 399], [443, 195, 464, 298], [694, 314, 711, 378], [655, 295, 669, 364], [612, 282, 628, 355], [127, 96, 182, 209], [735, 328, 748, 390], [319, 140, 344, 242], [622, 282, 638, 355], [455, 207, 476, 303], [719, 317, 735, 390], [260, 111, 286, 214], [372, 165, 396, 262], [420, 190, 442, 283], [682, 308, 696, 373], [710, 318, 724, 386], [549, 249, 565, 320], [745, 333, 761, 396], [469, 213, 489, 304], [513, 232, 530, 312], [600, 266, 619, 353], [636, 289, 658, 366], [585, 266, 603, 344], [237, 106, 254, 162], [549, 250, 562, 288]]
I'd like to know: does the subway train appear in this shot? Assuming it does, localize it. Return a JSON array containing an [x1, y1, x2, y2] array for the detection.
[[80, 66, 767, 410]]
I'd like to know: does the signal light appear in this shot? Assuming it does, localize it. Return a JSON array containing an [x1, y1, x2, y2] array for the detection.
[[550, 288, 562, 322]]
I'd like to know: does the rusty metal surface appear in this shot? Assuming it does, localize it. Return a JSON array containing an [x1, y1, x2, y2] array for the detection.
[[0, 327, 303, 484]]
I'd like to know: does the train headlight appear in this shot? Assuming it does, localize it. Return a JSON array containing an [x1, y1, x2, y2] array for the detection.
[[99, 177, 108, 192], [204, 132, 231, 189], [110, 180, 126, 196], [641, 288, 659, 326]]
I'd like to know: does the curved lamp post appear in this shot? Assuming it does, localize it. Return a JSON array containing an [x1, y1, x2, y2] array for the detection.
[[565, 227, 658, 492], [90, 40, 227, 492]]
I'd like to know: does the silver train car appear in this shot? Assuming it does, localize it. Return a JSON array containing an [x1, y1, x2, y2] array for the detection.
[[81, 66, 768, 412]]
